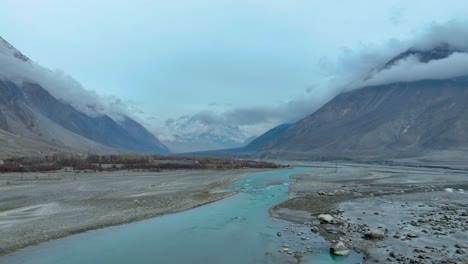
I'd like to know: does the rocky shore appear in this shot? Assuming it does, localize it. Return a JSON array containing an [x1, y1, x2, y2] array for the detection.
[[270, 163, 468, 263]]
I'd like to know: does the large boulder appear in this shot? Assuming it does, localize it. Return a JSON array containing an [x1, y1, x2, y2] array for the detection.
[[364, 229, 385, 240], [318, 214, 334, 224], [330, 241, 349, 256]]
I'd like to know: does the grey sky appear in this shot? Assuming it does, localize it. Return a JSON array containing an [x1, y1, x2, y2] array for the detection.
[[1, 0, 468, 137]]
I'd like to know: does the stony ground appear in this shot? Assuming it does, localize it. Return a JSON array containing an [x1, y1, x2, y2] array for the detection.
[[270, 163, 468, 263], [0, 169, 263, 255]]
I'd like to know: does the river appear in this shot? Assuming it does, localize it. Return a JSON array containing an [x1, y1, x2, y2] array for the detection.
[[1, 167, 362, 264]]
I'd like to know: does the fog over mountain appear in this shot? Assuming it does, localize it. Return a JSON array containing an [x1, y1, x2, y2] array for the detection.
[[2, 13, 468, 146], [0, 37, 170, 156], [178, 20, 468, 136], [0, 36, 132, 120]]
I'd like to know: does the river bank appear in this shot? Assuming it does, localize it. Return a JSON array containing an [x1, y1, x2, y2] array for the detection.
[[270, 162, 468, 263], [0, 168, 266, 255]]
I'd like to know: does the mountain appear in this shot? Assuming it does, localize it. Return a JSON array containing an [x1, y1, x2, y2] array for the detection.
[[380, 43, 462, 70], [259, 77, 468, 159], [242, 123, 291, 152], [163, 115, 250, 153], [238, 45, 468, 160], [0, 36, 169, 157]]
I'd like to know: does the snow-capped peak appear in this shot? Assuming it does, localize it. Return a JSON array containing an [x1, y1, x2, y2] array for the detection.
[[163, 115, 251, 153]]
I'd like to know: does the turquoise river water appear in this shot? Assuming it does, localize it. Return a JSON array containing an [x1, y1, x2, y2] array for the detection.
[[1, 167, 362, 264]]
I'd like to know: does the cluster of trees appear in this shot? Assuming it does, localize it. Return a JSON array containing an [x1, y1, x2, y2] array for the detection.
[[0, 154, 284, 173]]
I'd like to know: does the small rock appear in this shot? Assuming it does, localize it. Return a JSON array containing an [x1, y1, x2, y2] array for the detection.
[[311, 226, 319, 233], [330, 241, 350, 256], [389, 251, 402, 258], [455, 248, 465, 254], [276, 232, 282, 237], [455, 243, 468, 249]]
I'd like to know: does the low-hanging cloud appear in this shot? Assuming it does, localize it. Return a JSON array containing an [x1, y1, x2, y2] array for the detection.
[[0, 37, 132, 120], [171, 19, 468, 138], [356, 53, 468, 88], [412, 20, 468, 51]]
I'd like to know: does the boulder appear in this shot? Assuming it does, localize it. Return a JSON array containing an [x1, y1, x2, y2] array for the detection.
[[389, 251, 402, 258], [330, 241, 350, 256], [364, 229, 385, 240], [455, 242, 468, 249], [318, 214, 334, 224]]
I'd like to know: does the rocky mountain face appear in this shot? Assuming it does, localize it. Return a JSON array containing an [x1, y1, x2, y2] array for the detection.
[[163, 115, 250, 153], [239, 45, 468, 160], [0, 37, 169, 157], [258, 77, 468, 159]]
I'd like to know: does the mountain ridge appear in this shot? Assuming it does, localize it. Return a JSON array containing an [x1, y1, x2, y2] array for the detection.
[[0, 36, 169, 157]]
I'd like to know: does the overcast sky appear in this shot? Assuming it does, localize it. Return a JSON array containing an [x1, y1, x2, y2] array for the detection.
[[2, 0, 468, 137]]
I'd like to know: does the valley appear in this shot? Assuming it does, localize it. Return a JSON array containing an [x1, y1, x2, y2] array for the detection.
[[2, 5, 468, 264]]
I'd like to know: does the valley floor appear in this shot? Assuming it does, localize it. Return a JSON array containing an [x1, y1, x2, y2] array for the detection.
[[270, 162, 468, 263], [0, 169, 264, 255]]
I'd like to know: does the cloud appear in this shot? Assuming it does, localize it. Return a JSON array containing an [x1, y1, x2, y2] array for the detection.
[[389, 7, 406, 26], [353, 20, 468, 88], [412, 20, 468, 51], [0, 37, 134, 120], [356, 53, 468, 88], [193, 110, 224, 125], [167, 19, 468, 138]]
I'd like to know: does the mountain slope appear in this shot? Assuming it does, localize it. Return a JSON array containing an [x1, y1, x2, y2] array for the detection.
[[0, 128, 65, 159], [0, 36, 169, 156], [118, 116, 170, 154], [242, 123, 291, 152], [260, 77, 468, 159], [242, 45, 468, 160]]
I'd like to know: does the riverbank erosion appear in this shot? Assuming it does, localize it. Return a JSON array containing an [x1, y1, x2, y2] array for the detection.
[[270, 163, 468, 263], [0, 169, 265, 255]]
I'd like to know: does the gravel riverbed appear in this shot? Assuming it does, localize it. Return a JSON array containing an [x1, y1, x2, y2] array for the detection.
[[0, 169, 265, 255], [270, 163, 468, 263]]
